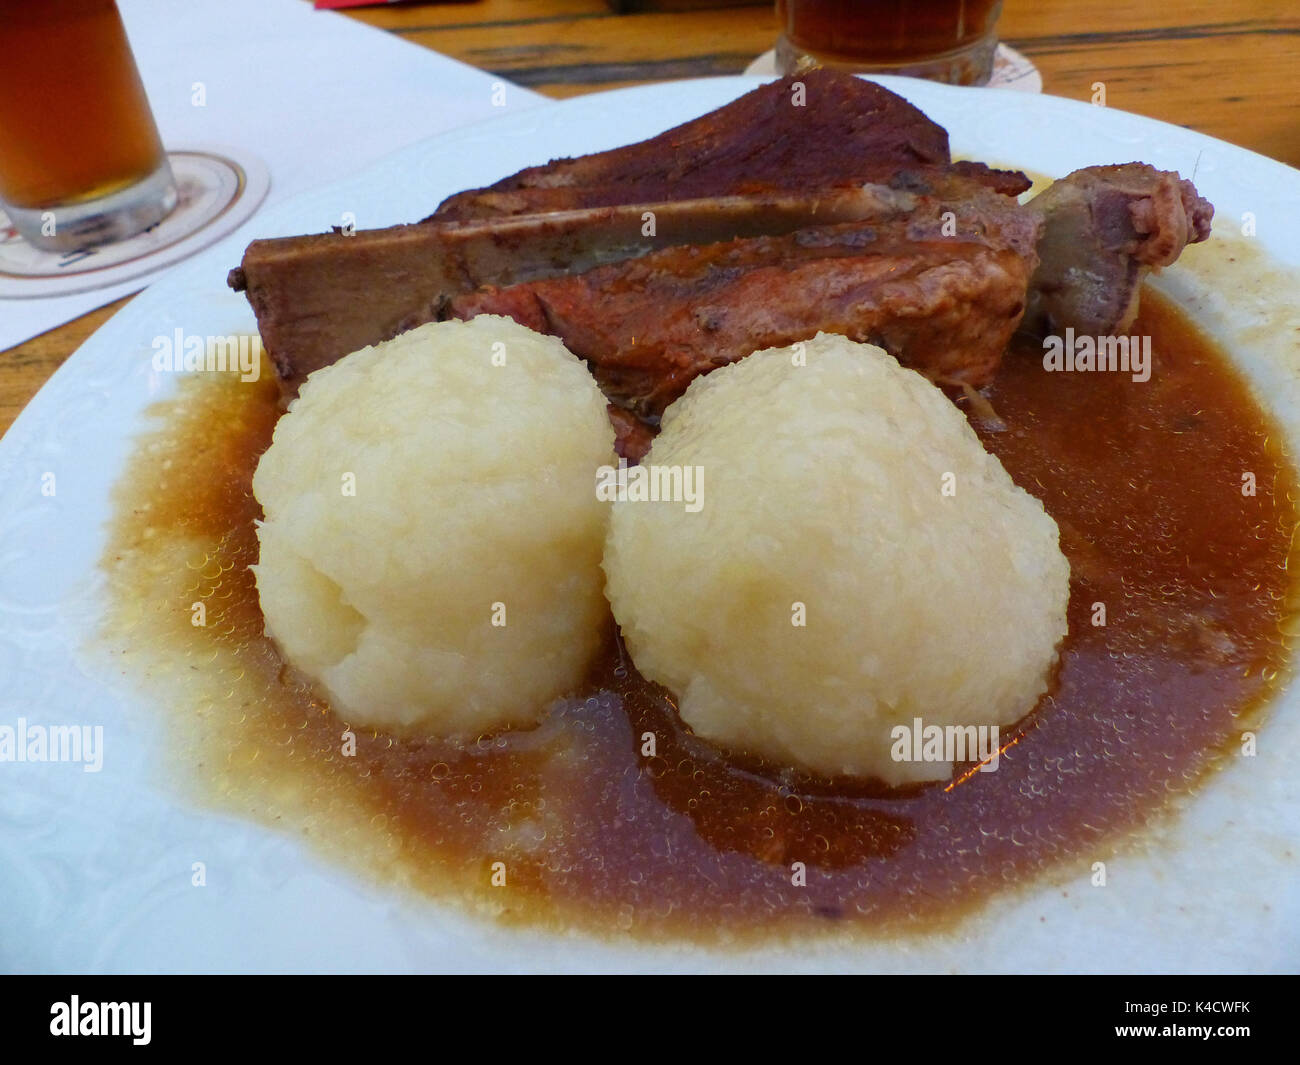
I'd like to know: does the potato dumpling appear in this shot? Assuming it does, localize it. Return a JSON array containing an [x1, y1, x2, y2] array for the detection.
[[253, 316, 615, 737], [603, 333, 1070, 784]]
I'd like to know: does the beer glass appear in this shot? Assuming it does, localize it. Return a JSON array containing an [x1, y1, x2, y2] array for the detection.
[[775, 0, 1005, 86], [0, 0, 177, 253]]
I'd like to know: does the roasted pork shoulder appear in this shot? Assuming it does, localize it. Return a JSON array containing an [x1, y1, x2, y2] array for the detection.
[[448, 193, 1041, 420], [430, 69, 1027, 219], [228, 71, 1213, 452]]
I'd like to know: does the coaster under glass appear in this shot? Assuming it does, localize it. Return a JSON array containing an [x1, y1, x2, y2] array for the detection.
[[0, 147, 270, 299]]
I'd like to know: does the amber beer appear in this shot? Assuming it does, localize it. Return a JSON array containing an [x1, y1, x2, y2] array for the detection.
[[0, 0, 175, 250], [775, 0, 1004, 85]]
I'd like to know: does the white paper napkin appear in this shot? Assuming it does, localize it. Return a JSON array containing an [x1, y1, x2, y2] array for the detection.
[[0, 0, 548, 352]]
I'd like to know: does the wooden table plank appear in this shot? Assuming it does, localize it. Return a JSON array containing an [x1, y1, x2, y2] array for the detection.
[[3, 0, 1297, 438], [382, 3, 1300, 162]]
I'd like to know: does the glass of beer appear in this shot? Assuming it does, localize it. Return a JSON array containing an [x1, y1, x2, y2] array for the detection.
[[775, 0, 1005, 86], [0, 0, 177, 253]]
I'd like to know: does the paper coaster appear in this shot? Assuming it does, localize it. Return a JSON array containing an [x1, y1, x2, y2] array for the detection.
[[0, 147, 269, 299], [744, 43, 1043, 93]]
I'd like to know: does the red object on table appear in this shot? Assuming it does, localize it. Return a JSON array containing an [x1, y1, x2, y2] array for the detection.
[[314, 1, 407, 9]]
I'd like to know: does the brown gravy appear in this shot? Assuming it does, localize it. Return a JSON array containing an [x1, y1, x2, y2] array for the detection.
[[101, 290, 1297, 943]]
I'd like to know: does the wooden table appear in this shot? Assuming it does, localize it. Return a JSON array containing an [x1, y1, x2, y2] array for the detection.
[[3, 0, 1297, 437]]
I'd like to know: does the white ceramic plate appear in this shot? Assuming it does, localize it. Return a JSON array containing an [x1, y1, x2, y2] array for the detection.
[[3, 76, 1299, 974]]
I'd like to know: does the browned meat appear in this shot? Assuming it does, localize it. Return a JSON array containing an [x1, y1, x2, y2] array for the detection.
[[228, 187, 918, 388], [448, 200, 1042, 420], [431, 71, 1028, 221], [428, 160, 1030, 220], [226, 71, 1212, 435], [1022, 163, 1214, 336], [608, 404, 656, 463]]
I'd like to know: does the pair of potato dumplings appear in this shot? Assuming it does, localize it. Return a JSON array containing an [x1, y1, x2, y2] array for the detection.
[[252, 316, 1069, 784]]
